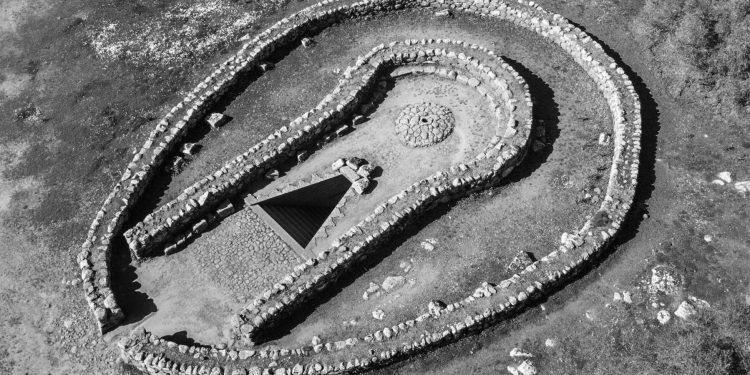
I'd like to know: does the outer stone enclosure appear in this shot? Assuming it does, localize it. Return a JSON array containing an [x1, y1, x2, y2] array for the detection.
[[395, 102, 455, 147], [75, 0, 645, 374]]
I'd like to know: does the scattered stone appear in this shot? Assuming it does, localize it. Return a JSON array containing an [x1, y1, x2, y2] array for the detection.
[[735, 181, 750, 194], [206, 113, 229, 128], [674, 301, 697, 320], [510, 348, 533, 358], [647, 265, 681, 298], [516, 360, 537, 375], [507, 251, 534, 272], [366, 282, 380, 294], [622, 291, 633, 304], [264, 169, 280, 180], [357, 164, 376, 178], [14, 104, 44, 123], [363, 283, 381, 300], [688, 295, 710, 309], [434, 9, 453, 17], [584, 310, 596, 321], [717, 171, 732, 183], [598, 132, 611, 146], [657, 309, 671, 324], [301, 37, 314, 47], [420, 238, 437, 251], [613, 292, 621, 301], [346, 157, 365, 170], [399, 260, 412, 273], [372, 309, 385, 320], [331, 158, 346, 171], [381, 276, 405, 292], [340, 165, 361, 183], [544, 338, 558, 348], [170, 156, 185, 173], [352, 178, 370, 195], [703, 234, 713, 242], [181, 142, 200, 156]]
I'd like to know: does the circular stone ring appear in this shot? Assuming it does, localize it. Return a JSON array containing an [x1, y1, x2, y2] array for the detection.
[[395, 102, 455, 147]]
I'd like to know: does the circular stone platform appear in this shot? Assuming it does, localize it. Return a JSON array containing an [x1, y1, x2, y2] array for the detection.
[[395, 102, 455, 147]]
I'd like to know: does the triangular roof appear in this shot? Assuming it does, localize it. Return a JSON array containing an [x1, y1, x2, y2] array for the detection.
[[253, 175, 352, 253]]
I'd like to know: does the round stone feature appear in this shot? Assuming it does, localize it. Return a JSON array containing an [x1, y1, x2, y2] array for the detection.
[[395, 102, 455, 147]]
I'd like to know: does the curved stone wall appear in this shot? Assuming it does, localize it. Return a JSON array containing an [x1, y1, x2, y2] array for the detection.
[[228, 38, 533, 343], [78, 0, 642, 372]]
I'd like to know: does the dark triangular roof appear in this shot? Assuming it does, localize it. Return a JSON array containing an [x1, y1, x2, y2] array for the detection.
[[254, 175, 351, 250]]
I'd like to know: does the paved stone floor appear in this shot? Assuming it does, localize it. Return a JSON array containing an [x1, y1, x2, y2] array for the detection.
[[189, 208, 300, 302]]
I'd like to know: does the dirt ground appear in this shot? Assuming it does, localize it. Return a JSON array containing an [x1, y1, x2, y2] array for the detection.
[[1, 0, 749, 374]]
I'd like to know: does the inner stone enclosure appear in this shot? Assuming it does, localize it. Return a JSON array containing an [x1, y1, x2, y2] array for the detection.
[[132, 9, 613, 348]]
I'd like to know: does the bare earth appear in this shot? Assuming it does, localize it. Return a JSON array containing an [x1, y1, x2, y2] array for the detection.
[[1, 0, 748, 374]]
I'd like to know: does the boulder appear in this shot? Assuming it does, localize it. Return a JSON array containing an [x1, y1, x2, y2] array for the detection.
[[622, 291, 633, 304], [674, 301, 697, 320], [717, 171, 732, 183], [735, 181, 750, 194], [353, 178, 370, 195], [420, 239, 437, 251], [517, 360, 537, 375], [340, 166, 361, 183], [434, 9, 453, 17], [510, 347, 533, 358], [206, 113, 229, 128], [598, 132, 611, 145], [381, 276, 405, 292], [346, 157, 366, 170], [331, 158, 346, 171], [657, 309, 671, 325], [181, 142, 200, 156], [357, 164, 376, 178]]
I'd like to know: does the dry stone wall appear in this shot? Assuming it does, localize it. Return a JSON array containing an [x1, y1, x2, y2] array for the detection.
[[77, 0, 643, 372], [230, 38, 533, 343]]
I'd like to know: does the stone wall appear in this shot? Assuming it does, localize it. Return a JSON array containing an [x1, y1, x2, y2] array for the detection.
[[231, 38, 533, 342], [78, 0, 642, 371]]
